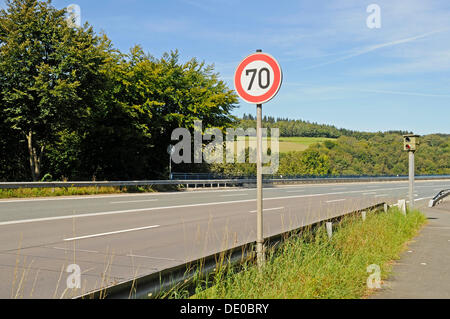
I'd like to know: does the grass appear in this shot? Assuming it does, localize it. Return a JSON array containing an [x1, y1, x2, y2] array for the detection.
[[0, 185, 179, 199], [235, 136, 335, 153], [185, 208, 426, 299]]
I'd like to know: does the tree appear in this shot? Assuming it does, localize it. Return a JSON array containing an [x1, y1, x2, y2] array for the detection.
[[99, 47, 238, 179], [0, 0, 109, 180]]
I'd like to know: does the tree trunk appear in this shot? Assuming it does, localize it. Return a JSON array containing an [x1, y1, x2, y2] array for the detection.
[[26, 131, 44, 181]]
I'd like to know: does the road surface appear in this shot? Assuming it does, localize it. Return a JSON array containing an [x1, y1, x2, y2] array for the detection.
[[371, 198, 450, 298], [0, 180, 448, 298]]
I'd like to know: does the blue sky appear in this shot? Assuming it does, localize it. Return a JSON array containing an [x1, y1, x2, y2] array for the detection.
[[2, 0, 450, 134]]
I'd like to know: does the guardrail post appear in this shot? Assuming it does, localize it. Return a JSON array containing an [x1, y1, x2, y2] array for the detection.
[[398, 199, 406, 215], [361, 211, 366, 221], [326, 222, 333, 239]]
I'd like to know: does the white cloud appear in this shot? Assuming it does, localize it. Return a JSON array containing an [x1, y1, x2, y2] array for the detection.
[[285, 82, 450, 99], [302, 29, 449, 70]]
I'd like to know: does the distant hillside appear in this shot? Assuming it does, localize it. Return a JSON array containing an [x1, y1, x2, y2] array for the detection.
[[240, 113, 414, 139], [210, 116, 450, 177]]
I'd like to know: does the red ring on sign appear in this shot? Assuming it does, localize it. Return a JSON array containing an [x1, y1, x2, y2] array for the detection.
[[234, 53, 282, 104]]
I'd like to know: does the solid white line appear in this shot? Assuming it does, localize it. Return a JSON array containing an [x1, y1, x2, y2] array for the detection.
[[0, 186, 409, 226], [375, 194, 387, 197], [64, 225, 160, 242], [220, 194, 248, 197], [325, 199, 346, 203], [249, 207, 285, 213], [52, 247, 99, 253], [126, 254, 180, 261], [363, 192, 377, 195], [110, 199, 158, 204], [415, 197, 432, 202]]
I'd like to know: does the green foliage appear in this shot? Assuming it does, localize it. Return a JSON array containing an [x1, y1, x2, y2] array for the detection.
[[308, 133, 450, 176], [240, 114, 412, 139], [211, 132, 449, 177], [278, 149, 331, 176], [0, 0, 110, 180], [0, 0, 237, 181]]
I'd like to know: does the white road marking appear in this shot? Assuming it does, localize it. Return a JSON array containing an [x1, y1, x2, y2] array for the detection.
[[52, 247, 99, 253], [64, 225, 160, 242], [406, 197, 432, 203], [375, 194, 387, 197], [363, 192, 377, 195], [126, 254, 180, 261], [220, 194, 248, 197], [110, 199, 158, 204], [0, 186, 409, 226], [325, 199, 346, 203], [414, 197, 432, 202], [249, 207, 285, 213]]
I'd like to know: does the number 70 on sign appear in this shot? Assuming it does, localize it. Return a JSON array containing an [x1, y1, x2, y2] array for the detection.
[[234, 52, 283, 105]]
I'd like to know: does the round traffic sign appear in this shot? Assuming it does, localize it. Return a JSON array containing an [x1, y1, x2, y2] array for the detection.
[[234, 52, 282, 104]]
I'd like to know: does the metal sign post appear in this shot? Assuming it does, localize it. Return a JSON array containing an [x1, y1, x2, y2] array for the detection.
[[234, 50, 282, 268], [256, 101, 264, 267], [167, 145, 175, 180], [409, 150, 415, 210], [403, 134, 419, 211]]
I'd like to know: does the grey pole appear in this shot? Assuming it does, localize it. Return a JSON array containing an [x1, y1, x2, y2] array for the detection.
[[169, 154, 172, 180], [256, 102, 265, 267], [256, 50, 265, 268], [409, 150, 415, 210]]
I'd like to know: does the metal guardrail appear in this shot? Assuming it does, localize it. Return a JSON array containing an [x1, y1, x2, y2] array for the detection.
[[77, 202, 387, 299], [429, 189, 450, 207], [172, 173, 450, 181], [1, 175, 450, 190]]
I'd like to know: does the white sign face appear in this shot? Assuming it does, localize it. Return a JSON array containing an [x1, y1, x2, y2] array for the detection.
[[239, 60, 275, 97], [234, 52, 282, 104]]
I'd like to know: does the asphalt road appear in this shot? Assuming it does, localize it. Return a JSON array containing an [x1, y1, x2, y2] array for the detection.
[[0, 180, 448, 299]]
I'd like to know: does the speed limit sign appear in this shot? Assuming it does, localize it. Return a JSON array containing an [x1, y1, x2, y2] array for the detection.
[[234, 52, 282, 104]]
